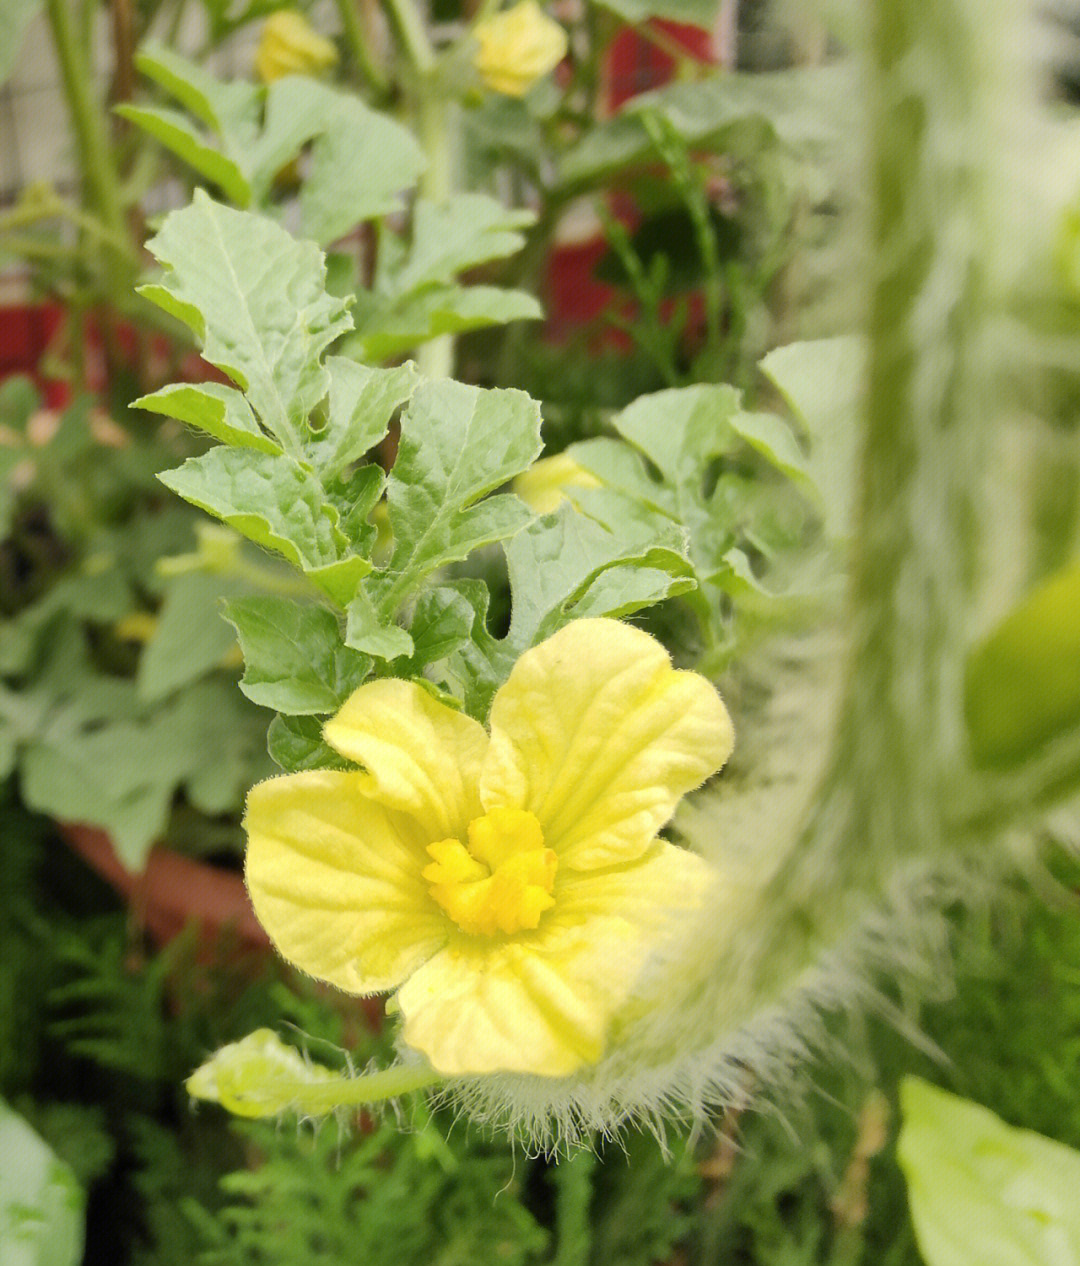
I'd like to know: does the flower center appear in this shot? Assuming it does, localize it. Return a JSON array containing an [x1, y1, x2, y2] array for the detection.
[[422, 807, 557, 937]]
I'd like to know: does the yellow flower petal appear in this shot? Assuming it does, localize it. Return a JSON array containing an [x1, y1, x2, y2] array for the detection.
[[480, 619, 733, 870], [397, 840, 714, 1076], [245, 771, 448, 994], [323, 679, 488, 839]]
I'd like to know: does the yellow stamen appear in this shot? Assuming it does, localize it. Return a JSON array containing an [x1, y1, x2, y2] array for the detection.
[[423, 807, 556, 937]]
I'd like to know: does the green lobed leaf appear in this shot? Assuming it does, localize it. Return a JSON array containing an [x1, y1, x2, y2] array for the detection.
[[20, 728, 179, 868], [133, 382, 280, 453], [159, 447, 367, 602], [730, 410, 815, 494], [305, 358, 417, 479], [113, 103, 251, 205], [172, 678, 274, 815], [267, 713, 353, 772], [224, 596, 371, 715], [898, 1078, 1080, 1266], [504, 501, 693, 649], [605, 384, 742, 583], [344, 585, 414, 660], [965, 560, 1080, 768], [134, 41, 260, 140], [348, 285, 543, 362], [393, 196, 536, 293], [141, 193, 352, 454], [0, 1097, 84, 1266], [291, 85, 427, 245], [377, 379, 541, 614]]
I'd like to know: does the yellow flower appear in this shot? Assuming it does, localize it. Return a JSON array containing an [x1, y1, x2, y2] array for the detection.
[[473, 0, 568, 98], [245, 618, 733, 1077], [513, 452, 601, 515], [255, 11, 338, 84]]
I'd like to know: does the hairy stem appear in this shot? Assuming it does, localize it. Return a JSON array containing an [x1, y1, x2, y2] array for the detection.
[[722, 0, 1023, 1010]]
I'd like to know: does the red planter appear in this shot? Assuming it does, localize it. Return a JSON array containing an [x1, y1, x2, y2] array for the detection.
[[60, 821, 270, 954]]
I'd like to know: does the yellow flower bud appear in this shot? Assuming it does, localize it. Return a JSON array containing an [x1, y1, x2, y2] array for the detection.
[[255, 11, 339, 85], [513, 451, 601, 514], [474, 0, 568, 98]]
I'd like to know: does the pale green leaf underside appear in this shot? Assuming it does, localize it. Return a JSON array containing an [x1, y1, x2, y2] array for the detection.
[[0, 1097, 84, 1266], [350, 286, 542, 361], [134, 381, 280, 453], [759, 336, 864, 540], [898, 1078, 1080, 1266]]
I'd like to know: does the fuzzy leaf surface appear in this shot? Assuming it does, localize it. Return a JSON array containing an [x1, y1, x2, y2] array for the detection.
[[377, 380, 541, 613], [224, 596, 371, 715], [159, 448, 345, 571], [267, 713, 353, 773], [305, 358, 417, 479], [141, 193, 352, 453], [133, 382, 280, 453]]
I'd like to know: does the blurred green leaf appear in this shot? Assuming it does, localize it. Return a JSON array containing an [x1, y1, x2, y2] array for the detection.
[[137, 573, 239, 705], [594, 0, 717, 21], [348, 286, 542, 363], [965, 561, 1080, 768], [558, 65, 845, 189], [898, 1077, 1080, 1266], [113, 103, 252, 204], [0, 0, 41, 86], [0, 1097, 84, 1266], [393, 196, 535, 292], [759, 337, 864, 540]]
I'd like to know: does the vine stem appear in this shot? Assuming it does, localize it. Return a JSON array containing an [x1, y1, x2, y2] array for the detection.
[[280, 1062, 441, 1113], [704, 0, 1028, 1019], [381, 0, 457, 379], [43, 0, 129, 255], [334, 0, 391, 97]]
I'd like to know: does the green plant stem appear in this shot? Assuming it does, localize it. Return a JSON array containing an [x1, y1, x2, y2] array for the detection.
[[381, 0, 435, 73], [708, 0, 1022, 1020], [276, 1062, 441, 1113], [334, 0, 390, 97], [43, 0, 129, 254], [0, 193, 137, 263], [380, 0, 457, 378]]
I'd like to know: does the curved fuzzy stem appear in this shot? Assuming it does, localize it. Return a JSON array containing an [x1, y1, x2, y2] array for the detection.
[[713, 0, 1026, 1016]]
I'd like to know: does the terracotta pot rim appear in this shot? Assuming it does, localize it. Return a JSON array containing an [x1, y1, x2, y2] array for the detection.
[[58, 820, 270, 952]]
